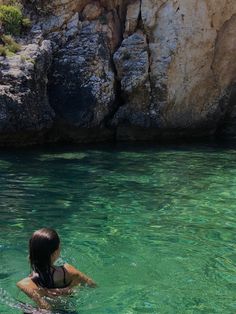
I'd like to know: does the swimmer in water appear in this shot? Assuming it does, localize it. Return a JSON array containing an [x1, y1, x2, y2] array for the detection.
[[17, 228, 96, 310]]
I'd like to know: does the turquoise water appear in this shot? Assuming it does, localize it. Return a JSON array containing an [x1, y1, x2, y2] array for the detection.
[[1, 142, 236, 313]]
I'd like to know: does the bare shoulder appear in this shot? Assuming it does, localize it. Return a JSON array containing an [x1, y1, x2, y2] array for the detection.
[[63, 263, 96, 287], [17, 277, 37, 290], [16, 277, 44, 299], [16, 277, 50, 309], [63, 263, 80, 274]]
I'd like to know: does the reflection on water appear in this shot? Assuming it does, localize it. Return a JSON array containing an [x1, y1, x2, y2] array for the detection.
[[1, 142, 236, 313]]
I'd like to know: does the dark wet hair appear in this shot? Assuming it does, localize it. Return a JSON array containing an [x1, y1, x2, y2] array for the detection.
[[29, 228, 60, 288]]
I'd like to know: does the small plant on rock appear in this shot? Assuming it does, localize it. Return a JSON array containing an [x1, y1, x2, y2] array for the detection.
[[0, 4, 22, 35], [2, 34, 20, 51], [0, 34, 21, 57], [0, 2, 31, 35], [0, 45, 7, 56], [22, 17, 31, 28], [20, 54, 34, 64], [0, 1, 31, 57]]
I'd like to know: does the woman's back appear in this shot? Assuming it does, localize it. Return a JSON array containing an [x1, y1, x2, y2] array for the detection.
[[30, 265, 69, 289]]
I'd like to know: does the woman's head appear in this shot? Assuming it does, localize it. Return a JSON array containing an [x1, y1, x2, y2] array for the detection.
[[29, 228, 60, 272]]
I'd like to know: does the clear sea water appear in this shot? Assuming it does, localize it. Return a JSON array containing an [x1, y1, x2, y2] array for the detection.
[[1, 142, 236, 314]]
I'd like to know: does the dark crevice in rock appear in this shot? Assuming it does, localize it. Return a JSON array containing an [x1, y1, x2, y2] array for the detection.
[[216, 84, 236, 137], [116, 6, 125, 36], [139, 1, 154, 113], [104, 80, 124, 142], [103, 4, 131, 139], [139, 1, 166, 126], [116, 1, 131, 34], [135, 0, 142, 32], [105, 60, 126, 141]]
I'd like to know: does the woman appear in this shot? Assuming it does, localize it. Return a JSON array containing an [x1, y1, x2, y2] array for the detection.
[[17, 228, 96, 310]]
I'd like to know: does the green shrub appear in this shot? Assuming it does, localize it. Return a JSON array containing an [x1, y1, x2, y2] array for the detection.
[[2, 34, 20, 52], [20, 54, 34, 64], [2, 34, 15, 44], [0, 34, 21, 57], [0, 5, 22, 35], [22, 17, 31, 28], [0, 2, 31, 35], [0, 45, 7, 56], [0, 2, 30, 57]]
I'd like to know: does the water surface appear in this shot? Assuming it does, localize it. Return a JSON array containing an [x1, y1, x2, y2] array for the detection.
[[1, 142, 236, 313]]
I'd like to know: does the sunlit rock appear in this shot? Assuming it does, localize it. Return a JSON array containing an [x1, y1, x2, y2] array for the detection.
[[1, 0, 236, 145]]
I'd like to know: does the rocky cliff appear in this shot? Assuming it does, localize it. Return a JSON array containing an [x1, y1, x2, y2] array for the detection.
[[0, 0, 236, 146]]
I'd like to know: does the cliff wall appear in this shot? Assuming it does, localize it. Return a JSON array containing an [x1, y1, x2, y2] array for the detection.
[[0, 0, 236, 145]]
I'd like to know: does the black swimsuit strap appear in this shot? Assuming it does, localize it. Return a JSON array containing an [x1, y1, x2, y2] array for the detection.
[[61, 265, 66, 286], [49, 267, 56, 288]]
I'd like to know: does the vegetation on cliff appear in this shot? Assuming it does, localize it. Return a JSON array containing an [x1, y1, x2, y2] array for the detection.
[[0, 0, 30, 56], [0, 34, 20, 56]]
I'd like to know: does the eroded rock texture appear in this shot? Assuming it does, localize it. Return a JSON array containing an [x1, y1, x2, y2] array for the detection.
[[0, 41, 54, 146], [48, 20, 116, 142], [112, 31, 152, 135], [0, 0, 236, 145]]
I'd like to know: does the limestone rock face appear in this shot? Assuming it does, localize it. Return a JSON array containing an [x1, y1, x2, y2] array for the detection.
[[109, 0, 236, 139], [145, 0, 236, 129], [1, 0, 236, 145], [0, 41, 54, 146]]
